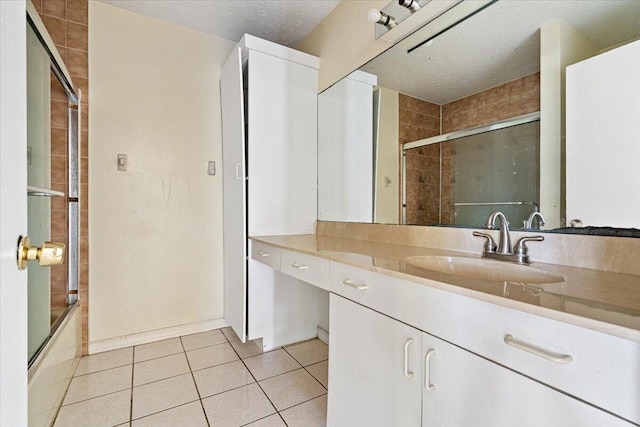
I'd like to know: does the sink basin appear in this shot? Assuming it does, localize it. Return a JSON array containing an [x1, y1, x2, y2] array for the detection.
[[404, 255, 564, 284]]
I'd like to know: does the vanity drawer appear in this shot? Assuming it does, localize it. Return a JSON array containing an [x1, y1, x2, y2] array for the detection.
[[250, 240, 280, 270], [280, 250, 330, 290], [329, 261, 405, 312], [432, 297, 640, 424]]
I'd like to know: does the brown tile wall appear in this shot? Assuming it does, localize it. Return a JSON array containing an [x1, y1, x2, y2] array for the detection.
[[399, 94, 441, 226], [36, 0, 89, 355], [441, 73, 540, 134]]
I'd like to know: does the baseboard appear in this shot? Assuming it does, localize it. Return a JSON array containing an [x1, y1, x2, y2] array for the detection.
[[88, 318, 229, 354], [317, 326, 329, 345]]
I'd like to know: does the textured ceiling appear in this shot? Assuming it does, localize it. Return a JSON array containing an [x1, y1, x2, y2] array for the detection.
[[361, 1, 640, 105], [97, 0, 341, 47]]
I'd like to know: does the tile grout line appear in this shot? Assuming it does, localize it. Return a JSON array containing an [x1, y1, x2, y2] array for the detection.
[[179, 335, 212, 427], [228, 336, 288, 426], [281, 345, 328, 391], [129, 346, 135, 425]]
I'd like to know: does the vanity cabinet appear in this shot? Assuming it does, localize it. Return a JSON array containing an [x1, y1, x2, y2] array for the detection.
[[328, 294, 423, 426], [329, 294, 633, 427]]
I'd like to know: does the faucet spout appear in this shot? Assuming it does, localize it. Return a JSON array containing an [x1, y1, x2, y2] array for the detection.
[[524, 211, 546, 230], [486, 211, 512, 254]]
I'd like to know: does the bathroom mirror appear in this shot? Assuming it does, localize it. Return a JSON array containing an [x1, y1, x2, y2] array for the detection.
[[317, 0, 640, 232]]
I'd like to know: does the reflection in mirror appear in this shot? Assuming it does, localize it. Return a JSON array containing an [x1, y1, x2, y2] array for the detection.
[[318, 0, 640, 234], [402, 115, 539, 229]]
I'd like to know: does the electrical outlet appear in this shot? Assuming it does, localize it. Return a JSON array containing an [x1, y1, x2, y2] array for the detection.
[[208, 161, 216, 176]]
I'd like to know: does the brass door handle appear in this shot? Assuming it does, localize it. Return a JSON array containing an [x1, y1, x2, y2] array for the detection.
[[17, 236, 65, 270]]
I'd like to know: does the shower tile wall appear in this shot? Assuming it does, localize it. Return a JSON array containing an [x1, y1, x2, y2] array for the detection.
[[36, 0, 90, 354], [441, 73, 540, 134], [399, 95, 441, 225]]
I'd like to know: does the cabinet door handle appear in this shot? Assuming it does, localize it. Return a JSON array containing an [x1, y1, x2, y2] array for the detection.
[[403, 338, 415, 379], [291, 263, 308, 270], [342, 279, 368, 290], [504, 334, 573, 364], [256, 251, 269, 257], [424, 349, 436, 391]]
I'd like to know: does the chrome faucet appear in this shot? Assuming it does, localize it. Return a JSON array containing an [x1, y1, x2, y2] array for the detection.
[[473, 211, 544, 265], [523, 211, 546, 230]]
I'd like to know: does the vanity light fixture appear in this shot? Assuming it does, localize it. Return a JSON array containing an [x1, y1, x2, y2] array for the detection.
[[399, 0, 421, 13], [368, 9, 397, 29]]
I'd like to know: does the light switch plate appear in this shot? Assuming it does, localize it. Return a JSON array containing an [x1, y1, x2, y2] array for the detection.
[[207, 161, 216, 176], [118, 154, 127, 171]]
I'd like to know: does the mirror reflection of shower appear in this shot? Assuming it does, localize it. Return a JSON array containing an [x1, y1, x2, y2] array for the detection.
[[400, 114, 540, 229]]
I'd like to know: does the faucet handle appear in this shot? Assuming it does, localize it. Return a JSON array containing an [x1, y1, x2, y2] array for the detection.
[[514, 235, 544, 255], [473, 231, 497, 253]]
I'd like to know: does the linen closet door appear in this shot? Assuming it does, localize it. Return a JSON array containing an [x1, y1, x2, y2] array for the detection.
[[221, 47, 248, 342]]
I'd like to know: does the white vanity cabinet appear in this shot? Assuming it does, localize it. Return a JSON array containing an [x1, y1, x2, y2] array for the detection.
[[329, 293, 633, 427], [328, 294, 423, 426]]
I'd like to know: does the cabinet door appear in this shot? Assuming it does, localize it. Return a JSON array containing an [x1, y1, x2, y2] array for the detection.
[[422, 333, 633, 427], [328, 294, 422, 427], [220, 46, 247, 342]]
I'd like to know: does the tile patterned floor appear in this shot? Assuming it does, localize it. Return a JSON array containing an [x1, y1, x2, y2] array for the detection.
[[54, 328, 329, 427]]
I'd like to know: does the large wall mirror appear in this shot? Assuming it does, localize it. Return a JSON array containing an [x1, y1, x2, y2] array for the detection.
[[317, 0, 640, 234]]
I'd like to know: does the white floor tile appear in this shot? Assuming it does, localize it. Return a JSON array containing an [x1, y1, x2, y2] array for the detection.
[[280, 394, 328, 427], [63, 365, 132, 405], [186, 342, 238, 371], [306, 360, 328, 389], [284, 339, 328, 366], [230, 339, 263, 359], [54, 389, 130, 427], [245, 413, 287, 426], [193, 360, 254, 398], [221, 326, 240, 342], [181, 329, 227, 351], [132, 373, 199, 420], [202, 383, 275, 426], [259, 369, 327, 411], [131, 401, 207, 427], [134, 338, 184, 363], [74, 347, 133, 376], [133, 352, 190, 386], [244, 349, 301, 381]]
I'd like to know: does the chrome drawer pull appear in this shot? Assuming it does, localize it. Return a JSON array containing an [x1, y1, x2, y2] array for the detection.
[[342, 279, 368, 290], [256, 251, 269, 257], [403, 338, 414, 378], [424, 349, 436, 391], [291, 263, 308, 270], [504, 334, 573, 364]]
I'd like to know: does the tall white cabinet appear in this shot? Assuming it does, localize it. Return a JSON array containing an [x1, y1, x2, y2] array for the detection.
[[220, 35, 320, 349], [318, 70, 378, 223], [566, 39, 640, 228]]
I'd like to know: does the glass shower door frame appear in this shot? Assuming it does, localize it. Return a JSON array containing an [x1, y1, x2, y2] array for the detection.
[[26, 11, 79, 366]]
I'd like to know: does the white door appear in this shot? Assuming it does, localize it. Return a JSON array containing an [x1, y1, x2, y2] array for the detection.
[[221, 46, 248, 343], [421, 332, 632, 427], [0, 0, 29, 424], [328, 294, 422, 426]]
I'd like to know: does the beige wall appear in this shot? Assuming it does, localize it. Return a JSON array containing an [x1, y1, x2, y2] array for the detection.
[[297, 0, 391, 92], [89, 3, 234, 344]]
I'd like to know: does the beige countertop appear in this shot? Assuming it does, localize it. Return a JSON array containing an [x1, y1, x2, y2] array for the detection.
[[251, 234, 640, 343]]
